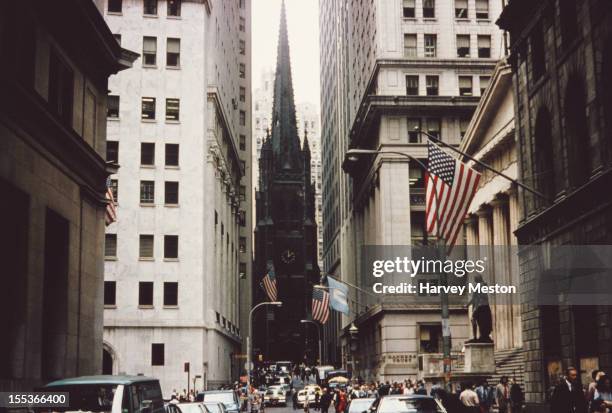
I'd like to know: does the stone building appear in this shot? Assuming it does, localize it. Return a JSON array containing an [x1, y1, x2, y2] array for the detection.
[[98, 0, 252, 393], [497, 0, 612, 411], [327, 0, 504, 380], [253, 1, 320, 363], [460, 59, 524, 384], [0, 0, 135, 390]]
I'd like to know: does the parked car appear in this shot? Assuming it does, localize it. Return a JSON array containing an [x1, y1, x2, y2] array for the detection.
[[264, 387, 286, 407], [196, 391, 240, 413], [41, 375, 164, 413], [166, 403, 210, 413], [347, 398, 375, 413], [369, 395, 446, 413]]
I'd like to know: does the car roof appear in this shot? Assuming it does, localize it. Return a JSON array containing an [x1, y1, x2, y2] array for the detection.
[[199, 390, 234, 394], [44, 375, 158, 387], [381, 395, 434, 400], [351, 398, 375, 402]]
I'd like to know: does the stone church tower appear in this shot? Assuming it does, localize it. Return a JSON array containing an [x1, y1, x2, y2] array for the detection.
[[253, 0, 319, 362]]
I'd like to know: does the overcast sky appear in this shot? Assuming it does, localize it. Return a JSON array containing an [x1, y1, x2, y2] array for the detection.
[[252, 0, 320, 108]]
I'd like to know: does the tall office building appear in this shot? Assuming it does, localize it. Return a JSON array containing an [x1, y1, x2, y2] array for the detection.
[[98, 0, 252, 393], [321, 0, 504, 380]]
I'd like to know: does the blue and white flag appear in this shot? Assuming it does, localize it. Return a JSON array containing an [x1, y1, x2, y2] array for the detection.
[[327, 276, 349, 315]]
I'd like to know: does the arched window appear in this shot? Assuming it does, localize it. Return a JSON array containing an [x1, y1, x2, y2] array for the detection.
[[564, 76, 591, 187], [534, 107, 556, 203]]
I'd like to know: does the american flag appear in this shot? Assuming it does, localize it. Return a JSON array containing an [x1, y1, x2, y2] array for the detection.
[[261, 263, 277, 301], [425, 140, 481, 247], [105, 176, 117, 226], [311, 286, 329, 324]]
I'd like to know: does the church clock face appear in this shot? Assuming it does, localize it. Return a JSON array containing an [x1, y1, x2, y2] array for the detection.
[[281, 249, 296, 264]]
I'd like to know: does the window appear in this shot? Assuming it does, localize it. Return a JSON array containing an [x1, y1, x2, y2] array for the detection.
[[108, 0, 122, 13], [239, 40, 246, 55], [107, 141, 119, 163], [141, 143, 155, 166], [419, 324, 442, 353], [165, 181, 179, 204], [48, 51, 74, 126], [239, 237, 246, 253], [104, 281, 116, 306], [166, 98, 180, 121], [403, 34, 417, 57], [410, 212, 427, 244], [164, 282, 178, 306], [240, 111, 246, 126], [407, 118, 421, 143], [143, 0, 158, 15], [406, 75, 419, 95], [457, 35, 470, 57], [140, 181, 155, 204], [534, 108, 555, 202], [142, 97, 156, 119], [151, 343, 164, 365], [403, 0, 415, 18], [167, 0, 181, 16], [460, 118, 470, 138], [455, 0, 468, 18], [107, 95, 120, 118], [165, 144, 179, 166], [239, 135, 246, 151], [426, 76, 439, 96], [239, 87, 246, 102], [459, 76, 473, 96], [166, 38, 180, 67], [475, 0, 489, 19], [164, 235, 178, 259], [239, 63, 246, 78], [110, 179, 118, 202], [105, 234, 117, 258], [239, 185, 246, 201], [427, 118, 441, 139], [239, 17, 245, 31], [477, 35, 491, 58], [239, 262, 247, 278], [139, 235, 154, 258], [480, 76, 491, 95], [424, 34, 437, 57], [139, 282, 154, 306], [114, 34, 122, 45], [531, 24, 546, 81], [143, 36, 157, 66], [423, 0, 435, 18], [238, 210, 246, 227]]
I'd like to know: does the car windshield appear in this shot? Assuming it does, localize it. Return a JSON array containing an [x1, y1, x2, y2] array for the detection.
[[179, 404, 207, 413], [42, 384, 124, 412], [378, 398, 445, 413], [203, 404, 221, 413], [349, 400, 374, 412], [202, 393, 235, 404]]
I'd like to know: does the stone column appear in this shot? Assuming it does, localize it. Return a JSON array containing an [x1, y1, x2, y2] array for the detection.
[[491, 194, 511, 350], [507, 186, 522, 348], [464, 214, 479, 258], [475, 206, 494, 343]]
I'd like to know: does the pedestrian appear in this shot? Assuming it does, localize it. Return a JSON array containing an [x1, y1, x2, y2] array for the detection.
[[378, 382, 390, 398], [335, 389, 347, 413], [315, 389, 321, 411], [592, 374, 612, 412], [495, 377, 511, 413], [170, 395, 180, 405], [476, 379, 494, 413], [293, 389, 299, 410], [460, 383, 480, 413], [415, 381, 427, 396], [320, 388, 333, 413], [509, 378, 524, 413], [550, 367, 587, 413], [588, 370, 606, 409]]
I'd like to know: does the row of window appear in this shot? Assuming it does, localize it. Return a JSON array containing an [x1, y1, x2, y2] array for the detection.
[[142, 37, 181, 68], [107, 96, 180, 121], [404, 74, 490, 96], [214, 312, 241, 335], [104, 280, 178, 307], [105, 180, 179, 206], [108, 0, 181, 17], [105, 233, 178, 259], [107, 142, 179, 167], [403, 0, 490, 20], [403, 34, 492, 59]]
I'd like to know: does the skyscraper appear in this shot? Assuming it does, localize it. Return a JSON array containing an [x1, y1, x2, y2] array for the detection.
[[99, 0, 251, 393]]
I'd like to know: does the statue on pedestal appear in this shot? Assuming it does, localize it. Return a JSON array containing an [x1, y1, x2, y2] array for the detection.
[[467, 274, 493, 343]]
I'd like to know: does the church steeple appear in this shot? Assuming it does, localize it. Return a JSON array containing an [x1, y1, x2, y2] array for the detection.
[[270, 0, 301, 170]]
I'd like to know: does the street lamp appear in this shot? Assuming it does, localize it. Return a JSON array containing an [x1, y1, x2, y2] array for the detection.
[[247, 301, 282, 409], [301, 319, 322, 365]]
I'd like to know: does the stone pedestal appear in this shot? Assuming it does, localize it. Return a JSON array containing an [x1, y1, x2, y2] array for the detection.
[[463, 342, 495, 374]]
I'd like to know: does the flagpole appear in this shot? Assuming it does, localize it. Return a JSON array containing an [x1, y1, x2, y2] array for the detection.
[[415, 128, 550, 202]]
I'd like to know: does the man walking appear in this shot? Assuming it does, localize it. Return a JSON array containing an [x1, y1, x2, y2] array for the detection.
[[476, 380, 494, 413], [459, 383, 480, 413], [550, 367, 587, 413], [320, 388, 333, 413], [496, 377, 511, 413]]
